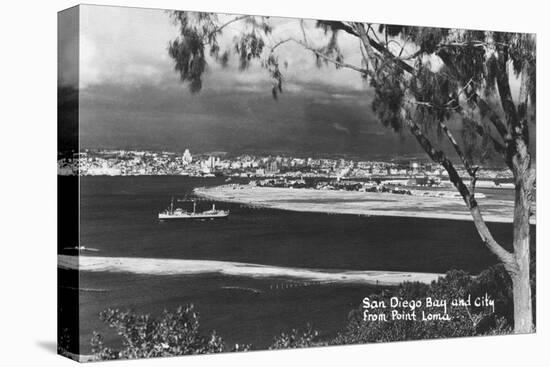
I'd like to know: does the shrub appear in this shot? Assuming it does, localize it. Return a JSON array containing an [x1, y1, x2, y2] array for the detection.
[[91, 304, 225, 360], [90, 265, 532, 360], [270, 325, 324, 349], [332, 267, 518, 345]]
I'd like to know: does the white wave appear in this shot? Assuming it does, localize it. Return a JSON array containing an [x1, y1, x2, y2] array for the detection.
[[58, 255, 443, 286], [62, 246, 100, 252], [221, 286, 262, 294]]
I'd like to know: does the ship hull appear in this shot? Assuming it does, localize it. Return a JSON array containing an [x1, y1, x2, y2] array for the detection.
[[158, 213, 229, 220]]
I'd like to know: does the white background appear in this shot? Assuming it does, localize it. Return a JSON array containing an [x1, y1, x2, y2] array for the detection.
[[0, 0, 548, 365]]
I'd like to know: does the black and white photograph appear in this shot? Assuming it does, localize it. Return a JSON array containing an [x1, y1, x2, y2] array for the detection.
[[55, 3, 540, 363]]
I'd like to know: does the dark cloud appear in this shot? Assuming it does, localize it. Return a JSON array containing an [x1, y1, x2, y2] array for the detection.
[[79, 82, 425, 159], [77, 5, 422, 159]]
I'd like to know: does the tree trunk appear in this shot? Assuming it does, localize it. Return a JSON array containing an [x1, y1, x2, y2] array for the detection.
[[510, 169, 533, 333], [406, 116, 534, 333], [511, 236, 532, 333]]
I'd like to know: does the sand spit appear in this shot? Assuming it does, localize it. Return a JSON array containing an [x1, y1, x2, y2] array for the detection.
[[58, 255, 443, 286], [194, 185, 535, 224]]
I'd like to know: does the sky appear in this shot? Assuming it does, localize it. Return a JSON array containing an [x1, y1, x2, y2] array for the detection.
[[57, 4, 530, 160]]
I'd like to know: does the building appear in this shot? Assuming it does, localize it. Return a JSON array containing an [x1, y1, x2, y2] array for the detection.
[[266, 160, 280, 174], [182, 149, 193, 165], [410, 161, 419, 174]]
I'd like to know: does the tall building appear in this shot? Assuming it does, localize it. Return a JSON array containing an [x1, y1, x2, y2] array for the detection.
[[266, 160, 280, 174], [182, 149, 192, 165], [208, 156, 217, 170], [410, 161, 419, 174]]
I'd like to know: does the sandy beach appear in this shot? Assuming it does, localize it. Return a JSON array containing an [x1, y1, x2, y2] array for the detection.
[[58, 255, 443, 286], [194, 184, 535, 224]]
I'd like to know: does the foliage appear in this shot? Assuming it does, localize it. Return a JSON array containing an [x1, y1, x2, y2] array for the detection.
[[269, 325, 324, 350], [91, 304, 225, 360], [332, 263, 539, 345], [333, 273, 475, 344], [90, 304, 324, 360], [168, 12, 272, 94], [57, 327, 72, 355], [91, 262, 536, 361], [230, 343, 254, 352]]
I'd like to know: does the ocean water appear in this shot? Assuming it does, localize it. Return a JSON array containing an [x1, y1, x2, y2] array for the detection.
[[64, 176, 530, 353]]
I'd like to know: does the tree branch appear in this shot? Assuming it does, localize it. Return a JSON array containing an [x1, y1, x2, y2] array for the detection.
[[299, 19, 309, 44], [352, 22, 513, 149], [493, 55, 532, 182], [317, 20, 359, 37], [405, 115, 472, 207], [366, 24, 380, 44], [270, 37, 369, 75], [398, 38, 408, 58], [495, 56, 520, 133], [319, 20, 514, 151], [470, 116, 512, 168], [436, 40, 510, 51], [354, 23, 416, 74], [404, 115, 517, 272], [208, 15, 251, 38], [437, 120, 477, 178], [407, 97, 513, 170]]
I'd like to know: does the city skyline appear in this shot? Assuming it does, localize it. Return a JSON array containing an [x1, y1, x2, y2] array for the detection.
[[58, 147, 514, 180]]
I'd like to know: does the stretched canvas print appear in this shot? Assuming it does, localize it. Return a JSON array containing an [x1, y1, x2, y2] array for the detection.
[[58, 4, 537, 362]]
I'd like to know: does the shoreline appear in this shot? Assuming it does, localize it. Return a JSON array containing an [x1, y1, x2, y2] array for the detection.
[[194, 185, 535, 224], [58, 255, 443, 286]]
